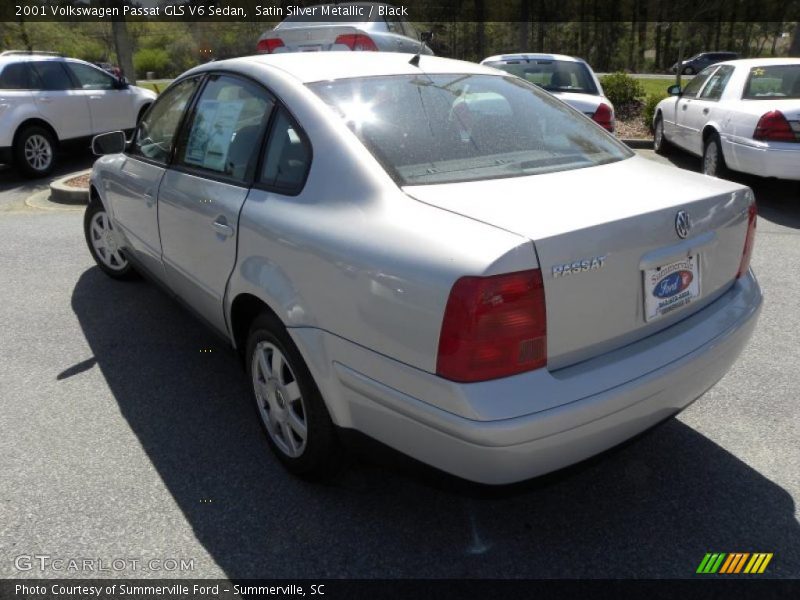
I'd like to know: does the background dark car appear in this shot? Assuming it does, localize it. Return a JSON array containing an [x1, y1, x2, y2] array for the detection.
[[671, 51, 738, 75]]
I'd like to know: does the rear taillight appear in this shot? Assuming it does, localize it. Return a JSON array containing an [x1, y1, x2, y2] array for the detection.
[[256, 38, 284, 54], [736, 201, 757, 279], [437, 269, 547, 383], [753, 110, 796, 142], [591, 103, 615, 132], [334, 34, 378, 51]]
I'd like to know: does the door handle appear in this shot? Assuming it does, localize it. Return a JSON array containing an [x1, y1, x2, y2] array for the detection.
[[702, 108, 709, 115], [38, 97, 52, 104], [212, 219, 233, 237], [681, 104, 688, 110], [143, 190, 155, 207]]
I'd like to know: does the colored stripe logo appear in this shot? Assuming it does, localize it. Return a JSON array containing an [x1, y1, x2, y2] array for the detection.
[[696, 552, 773, 574]]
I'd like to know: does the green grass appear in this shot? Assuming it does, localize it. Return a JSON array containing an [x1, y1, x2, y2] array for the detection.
[[634, 77, 676, 98]]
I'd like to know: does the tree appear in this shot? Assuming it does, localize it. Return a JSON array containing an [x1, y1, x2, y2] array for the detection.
[[790, 23, 800, 57]]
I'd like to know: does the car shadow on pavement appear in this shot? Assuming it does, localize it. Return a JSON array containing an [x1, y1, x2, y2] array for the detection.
[[0, 153, 95, 194], [657, 149, 800, 230], [71, 267, 800, 578]]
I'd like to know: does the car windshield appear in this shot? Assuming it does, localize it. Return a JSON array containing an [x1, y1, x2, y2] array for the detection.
[[743, 65, 800, 99], [309, 73, 631, 185], [484, 59, 599, 95]]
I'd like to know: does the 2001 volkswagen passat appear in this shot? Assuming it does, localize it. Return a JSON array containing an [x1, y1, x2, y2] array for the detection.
[[86, 53, 762, 484]]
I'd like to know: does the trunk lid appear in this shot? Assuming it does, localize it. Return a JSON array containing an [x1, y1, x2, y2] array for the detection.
[[404, 156, 753, 369], [269, 25, 365, 52]]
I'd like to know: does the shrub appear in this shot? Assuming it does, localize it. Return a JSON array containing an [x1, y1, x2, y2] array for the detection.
[[643, 93, 668, 131], [599, 72, 646, 108], [133, 48, 170, 78]]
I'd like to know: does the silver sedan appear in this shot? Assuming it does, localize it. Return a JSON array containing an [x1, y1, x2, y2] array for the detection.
[[86, 52, 762, 485]]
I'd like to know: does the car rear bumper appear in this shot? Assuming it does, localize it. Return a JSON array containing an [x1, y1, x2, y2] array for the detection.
[[725, 138, 800, 180], [292, 271, 762, 485]]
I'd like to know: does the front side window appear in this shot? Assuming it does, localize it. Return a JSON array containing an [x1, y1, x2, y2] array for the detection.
[[132, 77, 199, 164], [0, 63, 34, 89], [681, 66, 717, 98], [260, 107, 311, 193], [67, 62, 116, 90], [30, 61, 72, 91], [177, 75, 274, 182], [699, 65, 735, 101], [486, 60, 599, 95], [309, 73, 630, 186], [743, 65, 800, 99]]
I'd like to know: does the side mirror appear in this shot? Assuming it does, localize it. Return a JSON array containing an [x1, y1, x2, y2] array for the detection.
[[421, 31, 434, 44], [114, 76, 129, 90], [667, 84, 682, 96], [92, 131, 126, 155]]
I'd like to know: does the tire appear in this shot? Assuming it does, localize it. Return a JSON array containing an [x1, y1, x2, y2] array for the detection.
[[702, 132, 729, 179], [246, 311, 340, 478], [653, 113, 671, 155], [83, 199, 138, 280], [14, 125, 56, 178], [683, 66, 695, 75]]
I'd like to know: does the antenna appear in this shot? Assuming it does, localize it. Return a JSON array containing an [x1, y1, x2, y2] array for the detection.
[[409, 31, 433, 67]]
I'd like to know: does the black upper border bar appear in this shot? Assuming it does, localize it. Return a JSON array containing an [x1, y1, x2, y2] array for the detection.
[[3, 0, 800, 23]]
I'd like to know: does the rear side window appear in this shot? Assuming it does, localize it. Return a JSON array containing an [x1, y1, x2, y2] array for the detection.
[[309, 73, 630, 186], [259, 107, 311, 193], [132, 77, 199, 164], [30, 61, 73, 91], [177, 74, 274, 183], [0, 63, 34, 89]]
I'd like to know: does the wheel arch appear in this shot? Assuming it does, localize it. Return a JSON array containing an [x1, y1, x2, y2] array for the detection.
[[229, 293, 284, 358], [702, 124, 721, 145], [13, 118, 60, 147]]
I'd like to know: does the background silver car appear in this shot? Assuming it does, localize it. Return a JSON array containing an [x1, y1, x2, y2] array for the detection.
[[256, 2, 432, 55], [86, 53, 761, 485]]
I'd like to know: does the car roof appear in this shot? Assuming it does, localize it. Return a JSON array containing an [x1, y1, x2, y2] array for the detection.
[[716, 57, 800, 68], [194, 52, 500, 83], [481, 53, 585, 65]]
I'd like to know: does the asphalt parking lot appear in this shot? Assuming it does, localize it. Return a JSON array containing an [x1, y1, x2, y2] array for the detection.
[[0, 148, 798, 579]]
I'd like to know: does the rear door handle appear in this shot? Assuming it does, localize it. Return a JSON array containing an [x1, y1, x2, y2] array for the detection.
[[212, 219, 233, 237], [38, 97, 52, 104], [143, 190, 155, 207]]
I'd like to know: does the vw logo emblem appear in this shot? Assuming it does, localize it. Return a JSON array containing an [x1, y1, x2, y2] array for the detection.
[[675, 210, 691, 239]]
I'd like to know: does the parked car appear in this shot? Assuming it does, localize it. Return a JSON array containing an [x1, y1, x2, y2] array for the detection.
[[256, 2, 432, 55], [0, 51, 155, 177], [654, 58, 800, 180], [481, 53, 615, 132], [671, 51, 739, 75], [86, 52, 761, 485]]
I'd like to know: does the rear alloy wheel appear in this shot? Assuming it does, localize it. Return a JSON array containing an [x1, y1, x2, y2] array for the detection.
[[702, 133, 729, 179], [14, 126, 56, 178], [653, 114, 671, 155], [683, 66, 695, 75], [84, 200, 138, 279], [246, 312, 339, 478]]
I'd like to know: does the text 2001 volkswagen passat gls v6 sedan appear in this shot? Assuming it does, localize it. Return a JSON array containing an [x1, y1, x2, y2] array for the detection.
[[85, 53, 761, 484]]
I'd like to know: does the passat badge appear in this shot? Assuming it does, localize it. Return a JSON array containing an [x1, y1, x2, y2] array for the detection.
[[675, 210, 691, 239], [552, 256, 607, 278]]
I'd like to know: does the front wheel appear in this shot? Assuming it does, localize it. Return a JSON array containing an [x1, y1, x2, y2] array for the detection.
[[702, 133, 729, 179], [246, 312, 340, 478], [14, 125, 56, 178], [653, 114, 671, 155], [84, 200, 138, 279]]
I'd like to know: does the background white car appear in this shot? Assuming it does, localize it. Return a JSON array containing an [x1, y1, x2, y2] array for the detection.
[[0, 51, 155, 177], [653, 58, 800, 180], [481, 53, 615, 132]]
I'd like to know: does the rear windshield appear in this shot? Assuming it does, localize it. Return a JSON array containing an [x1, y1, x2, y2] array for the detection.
[[743, 65, 800, 99], [309, 74, 631, 185], [278, 3, 380, 27], [484, 59, 599, 95]]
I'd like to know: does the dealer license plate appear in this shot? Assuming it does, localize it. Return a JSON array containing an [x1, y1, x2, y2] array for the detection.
[[644, 255, 700, 322]]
